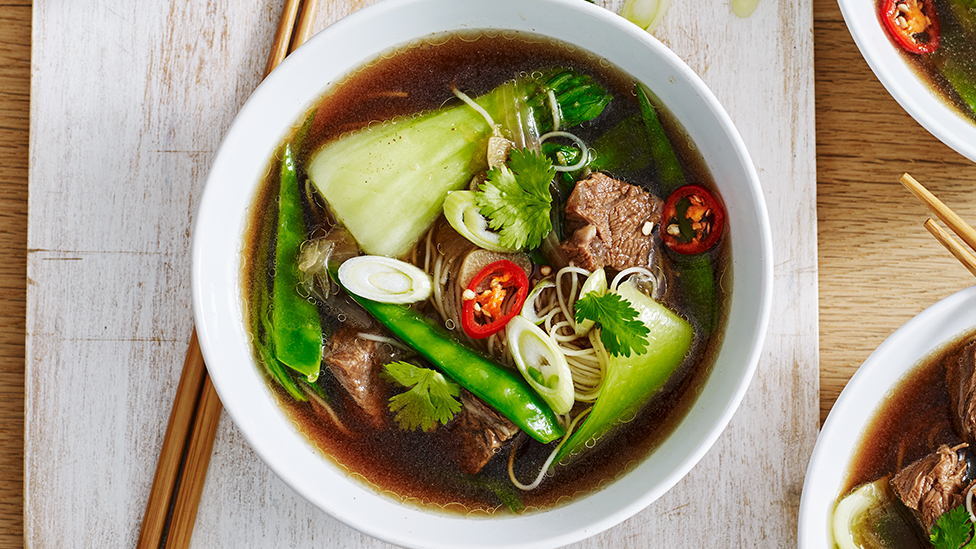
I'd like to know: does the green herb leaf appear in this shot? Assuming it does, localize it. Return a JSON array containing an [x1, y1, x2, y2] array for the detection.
[[381, 361, 462, 432], [476, 148, 555, 250], [574, 292, 650, 357], [932, 505, 976, 549]]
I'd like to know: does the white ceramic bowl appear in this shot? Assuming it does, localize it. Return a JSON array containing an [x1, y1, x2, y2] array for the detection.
[[798, 285, 976, 548], [838, 0, 976, 162], [192, 0, 772, 547]]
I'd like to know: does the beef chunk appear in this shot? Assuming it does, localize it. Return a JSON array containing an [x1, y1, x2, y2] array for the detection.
[[891, 444, 973, 532], [561, 172, 662, 271], [324, 325, 390, 428], [443, 390, 519, 475], [947, 341, 976, 446]]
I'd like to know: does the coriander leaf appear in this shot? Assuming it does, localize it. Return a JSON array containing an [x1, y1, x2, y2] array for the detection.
[[381, 361, 462, 432], [476, 148, 555, 250], [574, 291, 650, 357], [932, 505, 976, 549]]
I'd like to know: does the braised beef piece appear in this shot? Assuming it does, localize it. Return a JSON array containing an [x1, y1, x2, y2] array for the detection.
[[891, 444, 974, 532], [324, 325, 391, 429], [946, 341, 976, 446], [443, 390, 519, 475], [560, 172, 662, 272]]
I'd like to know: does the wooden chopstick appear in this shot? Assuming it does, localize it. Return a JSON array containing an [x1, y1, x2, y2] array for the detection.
[[900, 173, 976, 277], [137, 3, 320, 548], [162, 373, 223, 549], [924, 218, 976, 277], [136, 330, 207, 549]]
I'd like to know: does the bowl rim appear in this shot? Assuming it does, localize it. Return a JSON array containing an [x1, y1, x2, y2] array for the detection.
[[836, 0, 976, 162], [798, 285, 976, 548], [191, 0, 773, 546]]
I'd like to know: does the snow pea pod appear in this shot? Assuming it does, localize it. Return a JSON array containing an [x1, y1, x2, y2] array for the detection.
[[338, 278, 565, 444], [271, 144, 323, 379], [638, 85, 720, 334], [637, 84, 685, 196]]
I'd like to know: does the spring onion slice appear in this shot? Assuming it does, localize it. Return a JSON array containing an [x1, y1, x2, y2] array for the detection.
[[574, 267, 608, 335], [443, 190, 514, 252], [521, 279, 556, 325], [730, 0, 760, 18], [507, 315, 574, 414], [338, 256, 432, 304], [622, 0, 672, 33]]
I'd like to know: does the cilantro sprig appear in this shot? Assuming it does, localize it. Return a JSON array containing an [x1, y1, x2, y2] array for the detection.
[[574, 292, 649, 357], [932, 505, 976, 549], [381, 361, 462, 432], [476, 148, 556, 250]]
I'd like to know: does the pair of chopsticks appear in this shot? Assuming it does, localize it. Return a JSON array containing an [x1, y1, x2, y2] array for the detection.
[[136, 2, 320, 548], [900, 173, 976, 278]]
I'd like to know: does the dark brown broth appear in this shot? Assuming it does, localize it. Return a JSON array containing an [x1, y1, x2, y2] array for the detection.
[[842, 329, 976, 496], [242, 31, 728, 514]]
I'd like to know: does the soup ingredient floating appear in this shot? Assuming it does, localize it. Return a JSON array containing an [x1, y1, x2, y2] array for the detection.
[[881, 0, 940, 54], [244, 38, 730, 513], [460, 260, 529, 339], [308, 68, 612, 258], [338, 255, 432, 304]]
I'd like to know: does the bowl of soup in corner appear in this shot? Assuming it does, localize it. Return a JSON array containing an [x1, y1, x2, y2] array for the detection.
[[191, 0, 773, 547], [799, 286, 976, 549], [837, 0, 976, 162]]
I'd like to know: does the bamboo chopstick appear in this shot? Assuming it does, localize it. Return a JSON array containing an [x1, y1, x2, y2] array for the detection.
[[899, 173, 976, 277], [136, 331, 207, 549], [137, 3, 320, 548], [923, 218, 976, 277]]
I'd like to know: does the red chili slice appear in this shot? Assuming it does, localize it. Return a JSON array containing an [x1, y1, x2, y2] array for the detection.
[[881, 0, 939, 54], [661, 185, 726, 255], [460, 260, 529, 339]]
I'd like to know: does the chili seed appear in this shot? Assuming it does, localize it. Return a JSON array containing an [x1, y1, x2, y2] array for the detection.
[[540, 265, 552, 276], [896, 16, 908, 28], [666, 223, 681, 236], [463, 289, 476, 300], [641, 221, 654, 236]]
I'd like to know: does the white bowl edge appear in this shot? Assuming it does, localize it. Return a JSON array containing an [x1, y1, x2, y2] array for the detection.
[[191, 0, 773, 547]]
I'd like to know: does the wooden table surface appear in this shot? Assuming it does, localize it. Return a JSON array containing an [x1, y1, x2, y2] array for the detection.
[[1, 0, 974, 544]]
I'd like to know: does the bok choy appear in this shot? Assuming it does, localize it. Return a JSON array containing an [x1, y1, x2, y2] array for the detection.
[[307, 68, 612, 258]]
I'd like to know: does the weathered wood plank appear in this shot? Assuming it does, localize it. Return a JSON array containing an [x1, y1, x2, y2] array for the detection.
[[24, 0, 818, 547]]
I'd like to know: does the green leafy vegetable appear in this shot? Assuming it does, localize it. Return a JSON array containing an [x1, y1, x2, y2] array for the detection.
[[555, 280, 692, 464], [381, 361, 463, 432], [308, 67, 610, 257], [476, 148, 556, 250], [932, 505, 976, 549], [574, 291, 650, 357], [461, 475, 525, 513]]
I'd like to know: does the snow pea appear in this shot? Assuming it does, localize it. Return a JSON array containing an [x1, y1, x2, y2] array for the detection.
[[638, 85, 720, 335], [271, 144, 323, 379], [338, 280, 565, 444]]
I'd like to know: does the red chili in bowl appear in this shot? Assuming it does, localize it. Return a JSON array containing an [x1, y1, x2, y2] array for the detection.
[[460, 260, 529, 339], [661, 185, 726, 255], [881, 0, 939, 54]]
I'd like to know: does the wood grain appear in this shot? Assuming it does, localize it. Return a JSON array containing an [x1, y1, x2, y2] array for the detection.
[[0, 0, 31, 545], [814, 0, 976, 424], [3, 0, 953, 543]]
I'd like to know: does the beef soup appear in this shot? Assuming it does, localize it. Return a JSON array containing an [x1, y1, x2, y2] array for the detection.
[[832, 330, 976, 548], [241, 31, 730, 514]]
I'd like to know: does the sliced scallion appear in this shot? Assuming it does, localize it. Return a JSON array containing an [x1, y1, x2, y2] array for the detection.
[[338, 256, 432, 304]]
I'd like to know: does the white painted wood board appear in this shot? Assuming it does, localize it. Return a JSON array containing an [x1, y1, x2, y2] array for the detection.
[[25, 0, 817, 547]]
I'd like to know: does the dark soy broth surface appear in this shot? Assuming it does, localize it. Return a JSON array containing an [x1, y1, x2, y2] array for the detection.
[[242, 31, 728, 514], [842, 330, 976, 496]]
